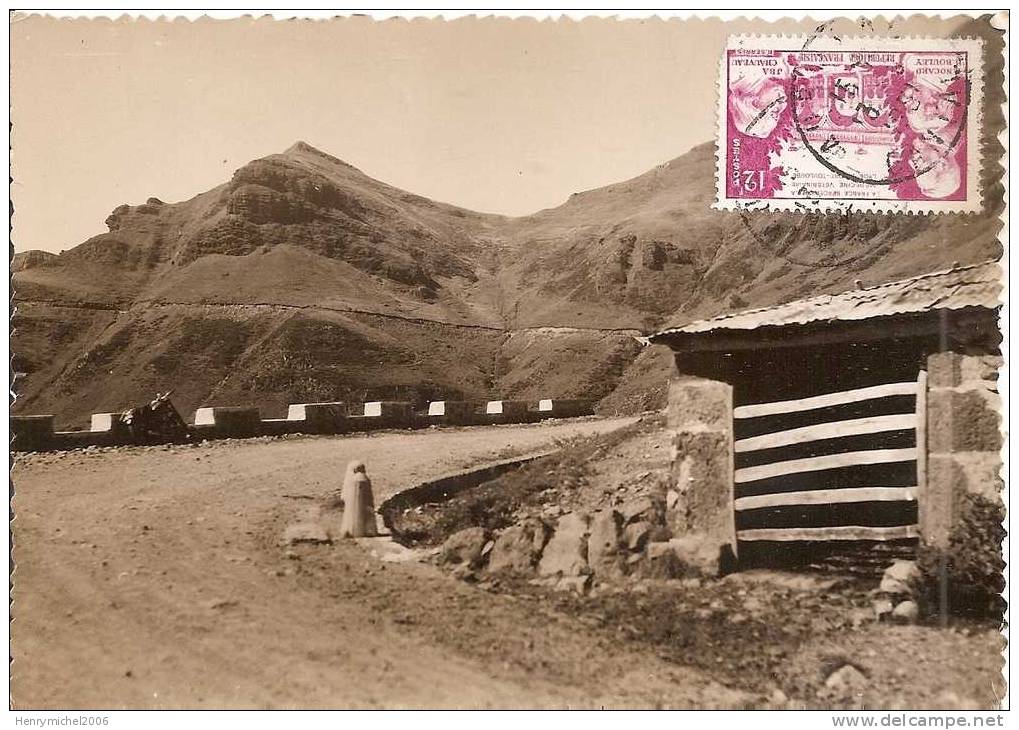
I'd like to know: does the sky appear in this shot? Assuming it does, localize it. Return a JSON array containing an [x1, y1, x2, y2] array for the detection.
[[11, 13, 967, 253]]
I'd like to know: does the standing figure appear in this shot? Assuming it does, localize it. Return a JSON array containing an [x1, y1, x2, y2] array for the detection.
[[337, 460, 378, 538]]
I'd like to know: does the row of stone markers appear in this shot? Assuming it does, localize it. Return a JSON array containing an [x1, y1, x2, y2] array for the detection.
[[11, 397, 593, 451], [191, 398, 592, 437]]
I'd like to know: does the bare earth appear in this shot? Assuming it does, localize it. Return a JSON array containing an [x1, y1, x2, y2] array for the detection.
[[13, 418, 729, 709], [12, 418, 1003, 709]]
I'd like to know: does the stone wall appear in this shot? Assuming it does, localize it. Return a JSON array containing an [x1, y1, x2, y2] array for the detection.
[[427, 379, 739, 586], [286, 402, 348, 434], [12, 396, 595, 452], [920, 352, 1004, 548], [425, 400, 479, 425], [11, 415, 56, 452], [484, 400, 531, 422], [193, 406, 262, 438], [536, 399, 595, 419]]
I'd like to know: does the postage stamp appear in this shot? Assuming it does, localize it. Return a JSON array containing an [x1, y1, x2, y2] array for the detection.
[[715, 35, 984, 213]]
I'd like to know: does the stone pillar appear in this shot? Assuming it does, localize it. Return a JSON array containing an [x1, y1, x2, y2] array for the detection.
[[665, 377, 736, 575], [921, 353, 1003, 549]]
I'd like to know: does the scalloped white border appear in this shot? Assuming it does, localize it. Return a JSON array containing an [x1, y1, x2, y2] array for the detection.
[[713, 34, 986, 215], [989, 10, 1009, 713]]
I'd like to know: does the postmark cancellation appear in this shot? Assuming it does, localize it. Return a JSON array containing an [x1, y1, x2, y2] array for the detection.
[[716, 35, 984, 214]]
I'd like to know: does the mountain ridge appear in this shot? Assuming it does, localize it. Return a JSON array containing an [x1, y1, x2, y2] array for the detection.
[[13, 139, 1002, 427]]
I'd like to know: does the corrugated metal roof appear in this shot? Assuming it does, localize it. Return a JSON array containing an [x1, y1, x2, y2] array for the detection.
[[651, 260, 1002, 340]]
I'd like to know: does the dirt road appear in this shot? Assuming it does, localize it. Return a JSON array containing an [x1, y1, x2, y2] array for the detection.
[[13, 417, 747, 709]]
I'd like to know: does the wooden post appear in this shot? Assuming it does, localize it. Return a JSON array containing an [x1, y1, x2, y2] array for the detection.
[[916, 369, 928, 498]]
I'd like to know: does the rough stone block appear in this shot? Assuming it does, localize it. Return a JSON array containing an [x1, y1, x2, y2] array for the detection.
[[824, 665, 868, 697], [484, 400, 529, 421], [286, 402, 347, 433], [623, 521, 653, 552], [928, 352, 1002, 388], [538, 512, 590, 577], [89, 413, 124, 433], [535, 399, 593, 419], [922, 351, 1004, 554], [587, 509, 626, 578], [951, 452, 1005, 501], [193, 407, 261, 437], [53, 431, 117, 449], [488, 518, 551, 573], [959, 355, 1003, 385], [921, 452, 1004, 548], [440, 527, 490, 568], [927, 386, 1002, 453], [619, 495, 665, 526], [667, 535, 731, 578], [554, 575, 592, 595], [426, 400, 478, 425], [669, 429, 734, 539], [362, 401, 414, 426], [872, 597, 894, 621], [879, 560, 921, 596], [639, 541, 682, 579], [891, 600, 920, 624], [667, 377, 732, 431], [11, 415, 55, 452], [12, 415, 55, 450], [259, 418, 296, 436], [921, 454, 962, 549], [927, 352, 962, 388]]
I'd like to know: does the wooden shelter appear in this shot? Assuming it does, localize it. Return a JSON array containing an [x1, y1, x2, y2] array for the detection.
[[650, 261, 1001, 563]]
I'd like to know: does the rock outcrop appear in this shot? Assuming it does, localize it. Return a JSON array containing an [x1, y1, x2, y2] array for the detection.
[[488, 518, 551, 573], [440, 527, 491, 569], [538, 512, 591, 577]]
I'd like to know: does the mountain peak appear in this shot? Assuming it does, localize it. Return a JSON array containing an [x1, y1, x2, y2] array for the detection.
[[284, 140, 321, 155], [281, 140, 361, 172]]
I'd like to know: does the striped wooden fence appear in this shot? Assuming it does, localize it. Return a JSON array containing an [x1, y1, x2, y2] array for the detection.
[[733, 372, 926, 544]]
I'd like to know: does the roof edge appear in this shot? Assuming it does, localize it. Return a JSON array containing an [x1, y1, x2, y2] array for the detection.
[[650, 259, 1002, 342]]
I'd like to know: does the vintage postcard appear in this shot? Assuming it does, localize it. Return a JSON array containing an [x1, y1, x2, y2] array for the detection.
[[7, 10, 1009, 718]]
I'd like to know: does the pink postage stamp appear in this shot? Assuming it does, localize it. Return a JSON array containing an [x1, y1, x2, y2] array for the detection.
[[716, 35, 984, 213]]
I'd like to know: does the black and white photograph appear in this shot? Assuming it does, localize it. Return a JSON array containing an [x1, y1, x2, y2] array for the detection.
[[7, 10, 1009, 715]]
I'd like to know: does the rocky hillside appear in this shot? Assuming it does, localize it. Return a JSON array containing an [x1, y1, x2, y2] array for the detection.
[[13, 142, 512, 325], [13, 131, 1003, 428], [497, 141, 1002, 331]]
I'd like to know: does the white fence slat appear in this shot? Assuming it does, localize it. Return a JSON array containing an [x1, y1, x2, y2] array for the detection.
[[916, 369, 928, 499], [736, 524, 919, 542], [734, 447, 917, 483], [734, 486, 917, 511], [734, 413, 916, 453], [734, 381, 917, 419]]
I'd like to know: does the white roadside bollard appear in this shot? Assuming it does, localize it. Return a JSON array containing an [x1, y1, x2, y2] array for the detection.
[[337, 460, 378, 538]]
